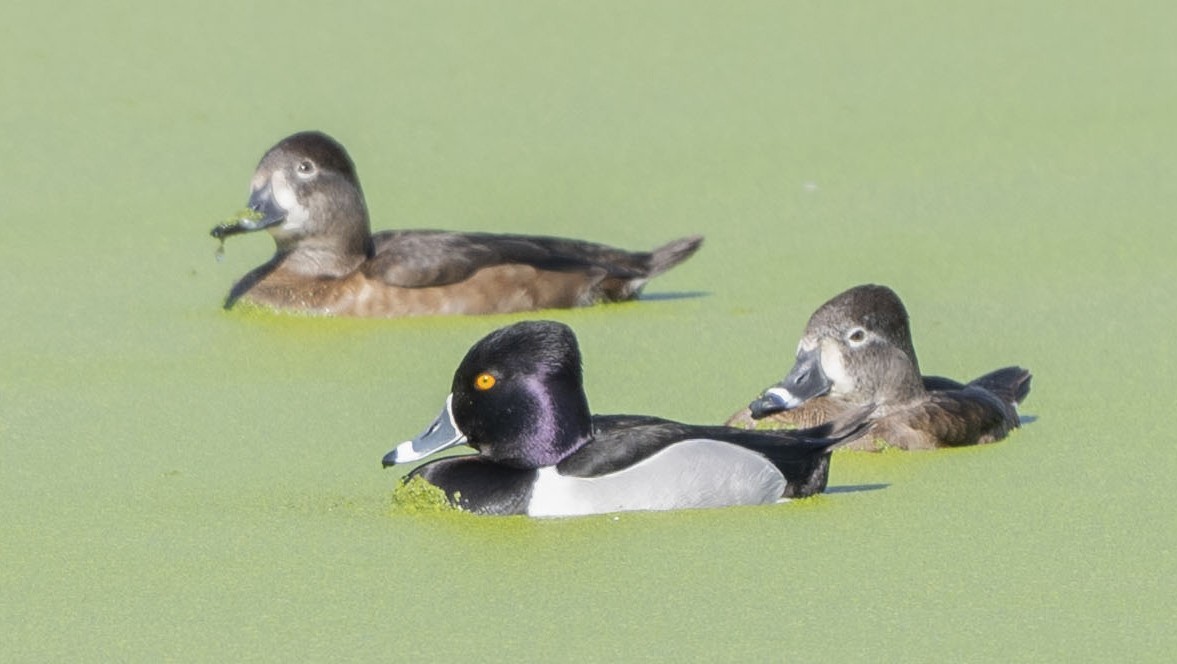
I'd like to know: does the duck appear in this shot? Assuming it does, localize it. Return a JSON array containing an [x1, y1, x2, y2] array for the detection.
[[382, 320, 870, 516], [726, 284, 1032, 451], [210, 131, 703, 317]]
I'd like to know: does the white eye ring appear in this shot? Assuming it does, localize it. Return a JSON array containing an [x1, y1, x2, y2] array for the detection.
[[847, 327, 867, 345], [295, 160, 317, 178]]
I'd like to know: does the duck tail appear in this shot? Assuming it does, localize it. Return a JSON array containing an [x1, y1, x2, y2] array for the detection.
[[646, 235, 704, 277], [969, 367, 1032, 407], [610, 235, 703, 301], [757, 404, 875, 498]]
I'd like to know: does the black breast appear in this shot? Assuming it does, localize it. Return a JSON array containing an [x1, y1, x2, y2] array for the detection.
[[410, 457, 538, 516]]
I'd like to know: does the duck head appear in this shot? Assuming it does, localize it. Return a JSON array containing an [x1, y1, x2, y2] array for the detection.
[[211, 131, 373, 268], [384, 321, 595, 469], [750, 284, 924, 418]]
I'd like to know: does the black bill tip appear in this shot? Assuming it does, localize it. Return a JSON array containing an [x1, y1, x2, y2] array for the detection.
[[749, 390, 792, 419], [210, 222, 250, 240]]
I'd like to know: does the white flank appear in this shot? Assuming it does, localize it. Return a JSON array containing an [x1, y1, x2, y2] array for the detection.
[[527, 439, 786, 517]]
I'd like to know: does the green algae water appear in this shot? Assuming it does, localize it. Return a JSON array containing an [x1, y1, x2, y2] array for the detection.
[[2, 1, 1175, 660]]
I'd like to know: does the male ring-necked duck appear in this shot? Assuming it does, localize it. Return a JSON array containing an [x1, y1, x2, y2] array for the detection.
[[726, 284, 1031, 451], [211, 131, 703, 317], [383, 321, 870, 516]]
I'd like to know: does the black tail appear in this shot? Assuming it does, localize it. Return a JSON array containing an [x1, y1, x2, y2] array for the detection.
[[716, 404, 874, 498], [969, 366, 1032, 406]]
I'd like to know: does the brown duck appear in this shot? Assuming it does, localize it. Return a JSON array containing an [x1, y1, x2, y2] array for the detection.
[[211, 131, 703, 317], [727, 284, 1031, 451]]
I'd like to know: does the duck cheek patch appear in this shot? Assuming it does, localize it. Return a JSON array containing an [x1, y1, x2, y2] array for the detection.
[[474, 373, 497, 391], [820, 343, 852, 394]]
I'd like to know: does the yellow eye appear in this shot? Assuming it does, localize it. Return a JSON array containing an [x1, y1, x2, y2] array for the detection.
[[474, 372, 496, 391]]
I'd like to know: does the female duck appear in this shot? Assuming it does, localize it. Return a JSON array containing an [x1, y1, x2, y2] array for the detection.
[[727, 284, 1031, 451], [211, 131, 703, 317], [383, 321, 869, 516]]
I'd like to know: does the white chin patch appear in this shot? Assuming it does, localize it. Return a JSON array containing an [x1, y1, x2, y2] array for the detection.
[[765, 386, 802, 409], [821, 341, 853, 394], [270, 171, 309, 232]]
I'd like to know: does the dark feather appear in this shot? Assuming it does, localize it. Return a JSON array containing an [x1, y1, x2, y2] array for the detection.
[[968, 366, 1032, 406], [409, 458, 536, 515], [558, 409, 870, 498], [363, 231, 700, 289]]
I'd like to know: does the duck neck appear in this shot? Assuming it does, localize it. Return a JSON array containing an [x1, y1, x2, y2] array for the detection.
[[278, 242, 367, 277], [276, 219, 374, 278], [273, 190, 374, 277], [516, 375, 594, 468], [877, 348, 926, 403]]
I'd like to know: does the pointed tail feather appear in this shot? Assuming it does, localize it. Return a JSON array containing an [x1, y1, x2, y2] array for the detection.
[[785, 403, 876, 448], [754, 404, 875, 498], [969, 367, 1032, 406], [615, 235, 703, 300], [646, 235, 704, 277]]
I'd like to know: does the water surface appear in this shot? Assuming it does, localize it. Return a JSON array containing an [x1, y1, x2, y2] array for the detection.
[[2, 1, 1174, 660]]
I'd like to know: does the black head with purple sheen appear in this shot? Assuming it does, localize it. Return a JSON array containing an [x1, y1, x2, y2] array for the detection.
[[449, 321, 593, 469]]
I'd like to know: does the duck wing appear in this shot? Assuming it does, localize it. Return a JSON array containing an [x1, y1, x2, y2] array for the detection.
[[884, 368, 1029, 448], [922, 375, 966, 391], [555, 414, 692, 478], [562, 409, 869, 497], [915, 387, 1022, 447], [364, 230, 701, 289]]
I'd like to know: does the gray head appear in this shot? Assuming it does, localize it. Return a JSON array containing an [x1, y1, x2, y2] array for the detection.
[[750, 284, 924, 417], [213, 131, 373, 274]]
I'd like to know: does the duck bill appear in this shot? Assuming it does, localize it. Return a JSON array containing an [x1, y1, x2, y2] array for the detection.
[[382, 394, 468, 467], [748, 346, 832, 418], [210, 181, 288, 239]]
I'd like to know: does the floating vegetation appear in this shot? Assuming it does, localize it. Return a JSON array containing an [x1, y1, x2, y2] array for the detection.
[[390, 476, 460, 515], [228, 207, 264, 225], [211, 208, 264, 259]]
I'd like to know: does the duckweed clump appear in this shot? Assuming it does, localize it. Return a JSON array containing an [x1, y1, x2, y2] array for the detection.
[[229, 207, 263, 225], [212, 208, 265, 260], [390, 476, 460, 515]]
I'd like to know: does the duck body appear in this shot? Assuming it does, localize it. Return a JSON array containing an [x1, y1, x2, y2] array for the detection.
[[212, 131, 702, 317], [228, 229, 702, 317], [384, 321, 868, 516], [728, 284, 1031, 451]]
